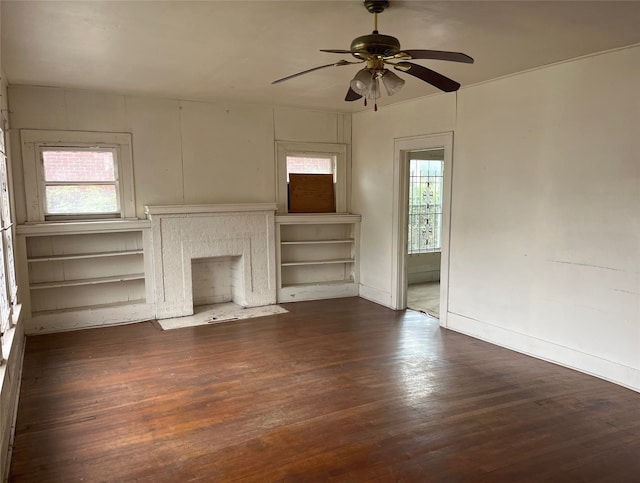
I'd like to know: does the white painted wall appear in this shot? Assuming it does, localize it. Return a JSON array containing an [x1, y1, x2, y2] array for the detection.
[[408, 252, 441, 284], [352, 94, 456, 306], [7, 86, 351, 222], [352, 45, 640, 391]]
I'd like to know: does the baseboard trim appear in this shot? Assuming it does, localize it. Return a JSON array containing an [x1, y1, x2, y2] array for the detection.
[[25, 302, 156, 335], [358, 284, 394, 309], [2, 308, 25, 482], [447, 311, 640, 393]]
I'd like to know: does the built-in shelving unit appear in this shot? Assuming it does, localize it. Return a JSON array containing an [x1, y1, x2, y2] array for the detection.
[[275, 214, 361, 302], [16, 220, 154, 333]]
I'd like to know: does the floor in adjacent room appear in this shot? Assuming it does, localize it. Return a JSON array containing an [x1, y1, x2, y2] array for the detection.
[[9, 297, 640, 481], [407, 281, 440, 318]]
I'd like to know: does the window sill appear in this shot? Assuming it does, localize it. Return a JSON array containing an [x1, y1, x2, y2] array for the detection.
[[408, 251, 442, 256], [1, 304, 22, 362]]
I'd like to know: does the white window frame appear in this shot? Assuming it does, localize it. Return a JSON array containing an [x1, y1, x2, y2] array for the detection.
[[38, 146, 122, 221], [21, 130, 136, 222], [276, 141, 348, 214]]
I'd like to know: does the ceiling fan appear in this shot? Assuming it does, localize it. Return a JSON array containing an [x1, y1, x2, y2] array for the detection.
[[272, 0, 474, 110]]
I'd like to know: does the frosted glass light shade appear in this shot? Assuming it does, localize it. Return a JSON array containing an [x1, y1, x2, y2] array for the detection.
[[382, 70, 405, 96], [350, 68, 374, 96], [369, 77, 381, 100]]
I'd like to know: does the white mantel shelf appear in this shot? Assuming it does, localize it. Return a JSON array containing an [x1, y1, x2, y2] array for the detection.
[[145, 203, 277, 216]]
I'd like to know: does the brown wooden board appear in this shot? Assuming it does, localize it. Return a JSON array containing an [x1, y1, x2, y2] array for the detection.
[[288, 173, 335, 213]]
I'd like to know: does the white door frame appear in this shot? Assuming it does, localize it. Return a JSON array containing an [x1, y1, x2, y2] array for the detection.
[[390, 132, 454, 327]]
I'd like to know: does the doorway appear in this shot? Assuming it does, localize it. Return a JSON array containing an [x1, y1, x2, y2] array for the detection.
[[390, 133, 453, 327], [406, 149, 444, 318]]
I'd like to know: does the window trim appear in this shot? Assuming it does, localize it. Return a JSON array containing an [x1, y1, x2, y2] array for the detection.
[[39, 146, 122, 220], [275, 141, 347, 214], [21, 130, 136, 222]]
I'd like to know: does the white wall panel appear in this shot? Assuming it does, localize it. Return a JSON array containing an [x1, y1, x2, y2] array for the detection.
[[352, 45, 640, 391], [8, 86, 350, 221], [274, 107, 344, 143], [125, 96, 183, 212], [178, 100, 275, 205], [7, 86, 67, 130], [64, 90, 129, 132], [408, 252, 441, 284], [451, 46, 640, 379], [351, 94, 456, 302]]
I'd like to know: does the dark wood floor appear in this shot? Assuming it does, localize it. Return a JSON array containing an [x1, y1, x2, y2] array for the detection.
[[9, 298, 640, 482]]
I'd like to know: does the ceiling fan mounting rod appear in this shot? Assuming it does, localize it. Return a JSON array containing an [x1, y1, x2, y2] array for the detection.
[[364, 0, 388, 33]]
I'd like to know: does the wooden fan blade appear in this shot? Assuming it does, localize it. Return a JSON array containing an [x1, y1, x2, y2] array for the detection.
[[394, 62, 460, 92], [398, 50, 474, 64], [320, 49, 355, 54], [345, 87, 362, 102], [272, 60, 352, 84]]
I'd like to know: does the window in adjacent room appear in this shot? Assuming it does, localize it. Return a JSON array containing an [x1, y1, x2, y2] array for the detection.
[[40, 147, 120, 219], [407, 151, 444, 254]]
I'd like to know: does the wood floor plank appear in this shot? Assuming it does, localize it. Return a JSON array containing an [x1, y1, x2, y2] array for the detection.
[[8, 298, 640, 481]]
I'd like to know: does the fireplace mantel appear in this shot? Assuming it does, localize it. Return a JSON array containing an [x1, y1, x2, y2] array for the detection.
[[146, 203, 277, 319], [145, 203, 277, 217]]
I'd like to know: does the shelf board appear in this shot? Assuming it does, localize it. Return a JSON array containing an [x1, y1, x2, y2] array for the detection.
[[28, 249, 143, 263], [281, 258, 354, 267], [31, 298, 148, 316], [17, 219, 150, 236], [30, 273, 145, 290], [281, 280, 355, 288], [281, 239, 354, 245], [275, 214, 361, 224]]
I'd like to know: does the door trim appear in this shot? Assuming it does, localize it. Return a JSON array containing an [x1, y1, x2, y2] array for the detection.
[[391, 132, 453, 327]]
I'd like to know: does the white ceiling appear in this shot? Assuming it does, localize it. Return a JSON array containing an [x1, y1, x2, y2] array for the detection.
[[2, 1, 640, 113]]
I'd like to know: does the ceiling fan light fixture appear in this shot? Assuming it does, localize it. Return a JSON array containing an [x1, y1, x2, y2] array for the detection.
[[350, 68, 374, 96], [369, 77, 381, 100], [381, 69, 405, 96], [272, 0, 473, 111]]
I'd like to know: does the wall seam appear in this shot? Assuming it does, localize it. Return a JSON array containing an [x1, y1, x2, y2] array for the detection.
[[178, 101, 185, 204]]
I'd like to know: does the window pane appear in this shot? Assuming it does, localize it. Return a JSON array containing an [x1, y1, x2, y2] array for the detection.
[[45, 185, 118, 214], [408, 158, 443, 254], [286, 156, 334, 181], [43, 150, 115, 182]]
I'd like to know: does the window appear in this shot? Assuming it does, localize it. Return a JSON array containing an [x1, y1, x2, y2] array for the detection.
[[40, 148, 120, 219], [408, 152, 444, 254], [0, 123, 17, 362], [286, 155, 335, 181], [20, 130, 136, 222], [276, 142, 348, 214]]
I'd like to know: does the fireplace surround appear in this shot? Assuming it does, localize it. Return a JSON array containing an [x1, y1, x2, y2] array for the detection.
[[145, 204, 277, 319]]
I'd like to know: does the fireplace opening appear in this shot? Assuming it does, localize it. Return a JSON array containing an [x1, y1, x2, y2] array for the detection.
[[191, 256, 244, 308]]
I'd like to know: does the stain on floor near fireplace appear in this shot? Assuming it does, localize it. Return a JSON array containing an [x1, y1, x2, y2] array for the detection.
[[156, 302, 288, 330]]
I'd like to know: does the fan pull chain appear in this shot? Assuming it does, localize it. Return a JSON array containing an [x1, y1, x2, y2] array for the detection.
[[375, 102, 378, 112]]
